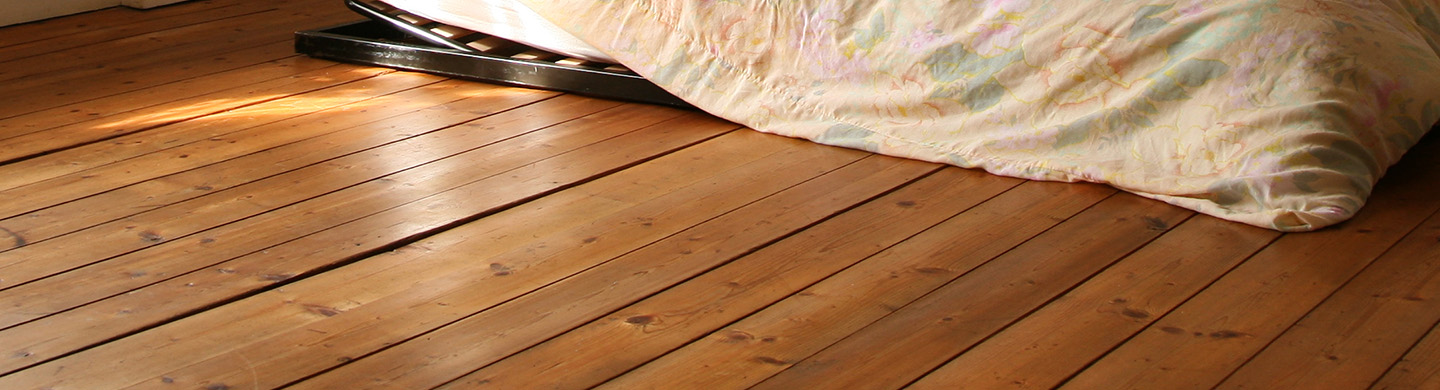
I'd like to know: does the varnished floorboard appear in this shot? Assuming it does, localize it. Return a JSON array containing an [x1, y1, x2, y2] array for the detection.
[[1, 1, 1438, 389]]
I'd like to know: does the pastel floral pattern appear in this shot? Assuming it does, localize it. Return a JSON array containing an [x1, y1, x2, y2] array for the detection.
[[521, 0, 1440, 231]]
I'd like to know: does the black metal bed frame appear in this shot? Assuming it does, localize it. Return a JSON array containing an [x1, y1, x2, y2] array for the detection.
[[294, 0, 691, 108]]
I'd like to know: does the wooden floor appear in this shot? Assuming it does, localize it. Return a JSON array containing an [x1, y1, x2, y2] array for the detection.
[[1, 1, 1438, 389]]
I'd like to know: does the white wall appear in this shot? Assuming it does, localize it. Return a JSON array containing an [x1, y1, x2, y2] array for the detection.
[[0, 0, 191, 27]]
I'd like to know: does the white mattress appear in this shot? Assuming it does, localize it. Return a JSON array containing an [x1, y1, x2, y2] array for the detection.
[[379, 0, 615, 63]]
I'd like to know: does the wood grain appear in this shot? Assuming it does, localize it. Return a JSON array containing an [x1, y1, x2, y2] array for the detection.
[[0, 100, 690, 375], [0, 59, 360, 159], [0, 81, 555, 252], [436, 166, 1023, 390], [907, 215, 1279, 390], [0, 1, 263, 63], [1372, 320, 1440, 389], [0, 1, 340, 87], [750, 194, 1192, 389], [121, 131, 856, 390], [0, 84, 560, 324], [298, 155, 945, 390], [0, 0, 237, 49], [600, 181, 1118, 389], [0, 2, 1437, 388], [1214, 208, 1440, 389], [0, 74, 459, 289], [0, 40, 304, 120], [0, 129, 840, 389], [0, 0, 354, 120], [0, 71, 440, 217], [1058, 136, 1440, 390]]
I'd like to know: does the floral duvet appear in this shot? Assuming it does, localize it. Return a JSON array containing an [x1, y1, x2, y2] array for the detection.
[[516, 0, 1440, 231]]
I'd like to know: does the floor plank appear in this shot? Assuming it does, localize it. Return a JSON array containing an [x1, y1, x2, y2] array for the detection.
[[1, 1, 1438, 388], [0, 0, 333, 87], [123, 130, 853, 390], [0, 0, 235, 49], [0, 99, 694, 376], [600, 180, 1118, 389], [0, 128, 842, 389], [0, 40, 308, 120], [0, 73, 450, 288], [1372, 320, 1440, 389], [749, 194, 1192, 389], [0, 84, 557, 327], [0, 59, 359, 159], [432, 166, 1023, 390], [1057, 136, 1440, 390], [1214, 208, 1440, 389], [298, 155, 949, 390], [0, 71, 436, 214], [0, 80, 551, 251], [0, 7, 141, 48], [0, 2, 357, 120], [907, 215, 1280, 390], [0, 0, 261, 63]]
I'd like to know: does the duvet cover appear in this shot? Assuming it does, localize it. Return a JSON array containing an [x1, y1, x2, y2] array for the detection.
[[516, 0, 1440, 231]]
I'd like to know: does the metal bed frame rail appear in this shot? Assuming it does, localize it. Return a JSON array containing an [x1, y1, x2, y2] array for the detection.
[[295, 0, 692, 108]]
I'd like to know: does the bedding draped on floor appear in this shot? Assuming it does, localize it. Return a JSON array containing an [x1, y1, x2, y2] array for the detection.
[[517, 0, 1440, 231]]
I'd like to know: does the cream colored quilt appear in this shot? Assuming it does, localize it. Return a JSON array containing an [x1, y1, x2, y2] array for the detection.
[[517, 0, 1440, 231]]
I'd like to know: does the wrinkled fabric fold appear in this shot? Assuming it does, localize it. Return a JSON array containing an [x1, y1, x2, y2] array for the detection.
[[516, 0, 1440, 231]]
